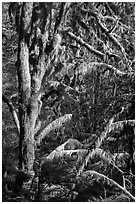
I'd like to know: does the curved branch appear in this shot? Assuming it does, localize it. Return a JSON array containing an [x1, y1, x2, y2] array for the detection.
[[93, 62, 127, 76], [78, 62, 127, 77], [2, 93, 20, 135]]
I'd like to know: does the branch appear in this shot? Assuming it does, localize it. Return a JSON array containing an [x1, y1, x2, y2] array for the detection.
[[83, 170, 135, 201], [97, 17, 126, 56], [92, 32, 122, 62], [80, 8, 126, 57], [2, 93, 20, 135], [105, 3, 116, 18], [54, 2, 66, 34], [64, 30, 105, 60], [36, 114, 72, 144], [34, 120, 42, 135], [107, 18, 119, 34], [96, 62, 127, 76], [75, 15, 90, 31], [79, 62, 127, 77]]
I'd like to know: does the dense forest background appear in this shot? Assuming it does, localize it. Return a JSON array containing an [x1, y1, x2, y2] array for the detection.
[[2, 2, 135, 202]]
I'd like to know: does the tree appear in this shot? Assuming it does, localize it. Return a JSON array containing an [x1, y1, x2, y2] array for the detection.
[[2, 2, 135, 202], [4, 2, 74, 176]]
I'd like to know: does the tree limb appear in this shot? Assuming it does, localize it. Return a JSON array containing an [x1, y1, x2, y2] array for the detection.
[[2, 93, 20, 135], [64, 30, 105, 60], [54, 2, 66, 34], [77, 62, 127, 77], [91, 62, 127, 76], [80, 8, 126, 57], [96, 17, 126, 56], [107, 18, 119, 34]]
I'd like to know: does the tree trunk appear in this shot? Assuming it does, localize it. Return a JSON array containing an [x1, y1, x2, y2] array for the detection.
[[16, 3, 49, 176], [16, 3, 34, 174]]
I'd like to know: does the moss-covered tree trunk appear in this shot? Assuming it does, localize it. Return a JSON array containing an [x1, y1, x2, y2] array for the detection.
[[15, 2, 64, 177], [16, 3, 48, 176], [17, 3, 34, 175]]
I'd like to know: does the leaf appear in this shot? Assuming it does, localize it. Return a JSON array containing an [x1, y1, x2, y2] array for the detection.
[[36, 114, 72, 144], [110, 120, 135, 133], [105, 194, 131, 202], [82, 170, 135, 201], [44, 149, 88, 163], [41, 138, 86, 163], [78, 147, 124, 176], [96, 117, 114, 148], [106, 137, 116, 141]]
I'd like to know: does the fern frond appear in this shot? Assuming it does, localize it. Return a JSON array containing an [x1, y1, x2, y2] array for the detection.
[[82, 170, 135, 201], [41, 138, 85, 161], [54, 138, 83, 152], [96, 117, 114, 148], [105, 194, 131, 202], [95, 119, 134, 149], [111, 120, 135, 133], [78, 147, 124, 176], [47, 149, 88, 161], [77, 149, 93, 175], [77, 147, 108, 175], [92, 148, 125, 175], [41, 149, 88, 165], [36, 114, 72, 144], [41, 138, 86, 164]]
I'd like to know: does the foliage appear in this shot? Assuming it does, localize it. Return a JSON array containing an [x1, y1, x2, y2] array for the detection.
[[2, 2, 135, 202]]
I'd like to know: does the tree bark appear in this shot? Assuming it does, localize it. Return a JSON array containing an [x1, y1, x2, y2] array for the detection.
[[16, 3, 33, 173], [16, 3, 49, 176]]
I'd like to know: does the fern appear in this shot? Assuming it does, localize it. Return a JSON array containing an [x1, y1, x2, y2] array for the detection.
[[43, 149, 88, 163], [77, 147, 124, 177], [41, 138, 87, 163], [82, 170, 135, 201], [36, 114, 72, 144], [95, 119, 134, 149], [105, 194, 131, 202], [110, 120, 135, 133], [96, 117, 114, 148]]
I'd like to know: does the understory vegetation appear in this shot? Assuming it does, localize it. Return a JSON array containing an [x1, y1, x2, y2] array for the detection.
[[2, 2, 135, 202]]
